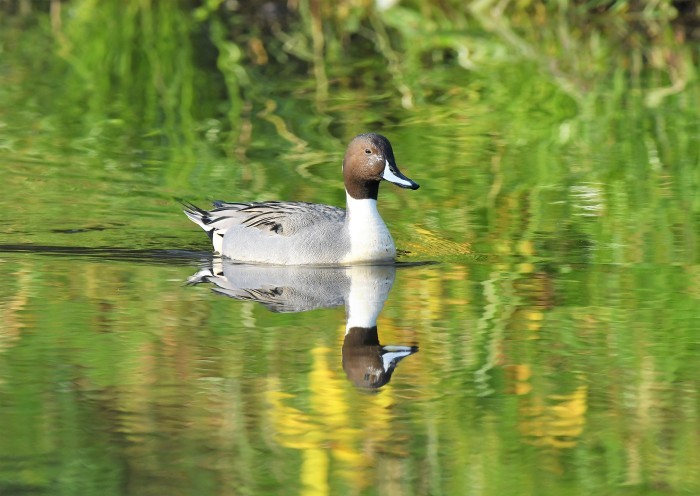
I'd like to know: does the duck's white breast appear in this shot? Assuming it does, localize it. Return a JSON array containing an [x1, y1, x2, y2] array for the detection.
[[342, 196, 396, 263]]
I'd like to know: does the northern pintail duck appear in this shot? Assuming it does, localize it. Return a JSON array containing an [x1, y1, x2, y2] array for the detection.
[[183, 133, 419, 264]]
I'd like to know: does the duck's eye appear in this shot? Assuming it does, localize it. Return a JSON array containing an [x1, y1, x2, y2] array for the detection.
[[365, 148, 371, 154]]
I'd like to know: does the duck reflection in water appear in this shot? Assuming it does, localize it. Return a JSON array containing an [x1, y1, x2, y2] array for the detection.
[[188, 262, 418, 388]]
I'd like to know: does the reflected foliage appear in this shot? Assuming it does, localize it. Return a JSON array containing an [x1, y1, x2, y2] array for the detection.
[[0, 253, 698, 494]]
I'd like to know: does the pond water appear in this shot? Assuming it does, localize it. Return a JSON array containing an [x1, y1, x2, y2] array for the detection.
[[1, 4, 699, 496]]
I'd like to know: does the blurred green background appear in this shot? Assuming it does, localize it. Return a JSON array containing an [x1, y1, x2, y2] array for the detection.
[[0, 1, 699, 495]]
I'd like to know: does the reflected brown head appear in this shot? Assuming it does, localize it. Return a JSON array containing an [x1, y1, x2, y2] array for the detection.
[[342, 326, 419, 389]]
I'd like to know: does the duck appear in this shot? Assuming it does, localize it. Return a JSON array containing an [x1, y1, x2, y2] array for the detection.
[[183, 132, 419, 265]]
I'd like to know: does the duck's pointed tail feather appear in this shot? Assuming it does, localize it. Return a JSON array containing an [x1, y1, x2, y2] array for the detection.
[[180, 200, 215, 242]]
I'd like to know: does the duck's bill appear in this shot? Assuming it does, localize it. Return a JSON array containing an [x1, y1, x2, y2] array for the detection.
[[382, 160, 420, 190], [381, 345, 419, 370]]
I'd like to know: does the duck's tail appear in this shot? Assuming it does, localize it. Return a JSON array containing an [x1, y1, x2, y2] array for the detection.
[[181, 201, 216, 242]]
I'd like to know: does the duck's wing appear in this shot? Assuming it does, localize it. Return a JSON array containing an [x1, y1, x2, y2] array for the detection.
[[183, 200, 345, 238]]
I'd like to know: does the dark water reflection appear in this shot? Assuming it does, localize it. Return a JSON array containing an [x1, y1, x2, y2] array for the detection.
[[188, 261, 419, 388]]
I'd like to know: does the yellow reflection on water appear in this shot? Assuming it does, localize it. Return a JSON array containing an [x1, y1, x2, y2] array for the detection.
[[403, 226, 471, 258], [519, 385, 588, 449], [266, 342, 409, 495]]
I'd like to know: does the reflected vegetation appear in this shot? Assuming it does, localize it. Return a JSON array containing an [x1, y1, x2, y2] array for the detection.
[[188, 261, 418, 388], [1, 247, 698, 494]]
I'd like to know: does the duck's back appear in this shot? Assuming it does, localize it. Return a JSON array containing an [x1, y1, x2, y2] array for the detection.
[[216, 201, 351, 264]]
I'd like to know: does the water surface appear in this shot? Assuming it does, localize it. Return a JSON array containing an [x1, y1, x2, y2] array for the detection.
[[1, 4, 699, 495]]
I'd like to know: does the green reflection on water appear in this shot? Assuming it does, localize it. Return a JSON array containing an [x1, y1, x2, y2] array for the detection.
[[1, 1, 699, 495], [0, 254, 698, 495]]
